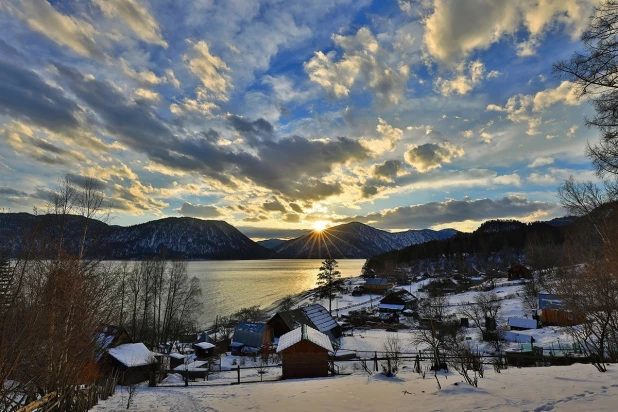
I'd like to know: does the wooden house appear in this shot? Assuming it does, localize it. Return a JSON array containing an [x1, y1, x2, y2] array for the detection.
[[231, 322, 274, 355], [363, 278, 393, 294], [379, 290, 418, 313], [105, 343, 157, 385], [277, 324, 334, 379], [507, 265, 532, 281], [193, 341, 215, 359], [268, 304, 342, 340]]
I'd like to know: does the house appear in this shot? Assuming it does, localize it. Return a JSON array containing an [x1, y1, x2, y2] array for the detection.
[[507, 264, 532, 281], [379, 290, 418, 313], [193, 341, 215, 359], [277, 324, 334, 379], [508, 317, 538, 331], [231, 322, 274, 355], [268, 304, 342, 341], [105, 343, 157, 385], [96, 325, 132, 356], [363, 278, 393, 294]]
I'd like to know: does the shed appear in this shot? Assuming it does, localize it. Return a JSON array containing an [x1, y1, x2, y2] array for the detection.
[[106, 343, 157, 385], [277, 324, 334, 379], [379, 290, 418, 312], [363, 278, 393, 294], [507, 265, 532, 281], [231, 322, 273, 355], [540, 308, 584, 326], [268, 304, 341, 340], [193, 341, 215, 359], [508, 317, 538, 330], [168, 353, 185, 370], [538, 292, 564, 310]]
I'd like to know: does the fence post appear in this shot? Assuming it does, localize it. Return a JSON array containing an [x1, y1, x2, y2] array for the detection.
[[374, 352, 378, 372], [237, 364, 241, 384]]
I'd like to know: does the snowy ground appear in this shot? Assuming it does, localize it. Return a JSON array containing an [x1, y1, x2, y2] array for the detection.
[[93, 364, 618, 411]]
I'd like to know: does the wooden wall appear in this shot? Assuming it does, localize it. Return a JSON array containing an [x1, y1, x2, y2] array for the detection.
[[281, 340, 329, 379]]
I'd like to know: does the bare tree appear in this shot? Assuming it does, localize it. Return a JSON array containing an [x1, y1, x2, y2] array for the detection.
[[459, 292, 501, 342], [381, 333, 402, 377]]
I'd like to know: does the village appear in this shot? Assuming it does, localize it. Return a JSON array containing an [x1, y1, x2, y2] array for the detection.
[[85, 260, 601, 411]]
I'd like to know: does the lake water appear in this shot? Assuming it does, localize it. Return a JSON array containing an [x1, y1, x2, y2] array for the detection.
[[187, 259, 366, 325]]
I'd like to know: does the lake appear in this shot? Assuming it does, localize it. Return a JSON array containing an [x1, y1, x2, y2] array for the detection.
[[187, 259, 366, 325]]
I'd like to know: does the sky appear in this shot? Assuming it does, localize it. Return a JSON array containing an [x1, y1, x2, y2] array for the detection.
[[0, 0, 604, 240]]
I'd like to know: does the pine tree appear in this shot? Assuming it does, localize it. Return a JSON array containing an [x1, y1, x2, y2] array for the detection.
[[316, 258, 345, 314]]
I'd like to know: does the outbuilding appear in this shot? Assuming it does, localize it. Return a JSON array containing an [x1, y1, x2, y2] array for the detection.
[[277, 324, 334, 379], [193, 341, 215, 359], [268, 304, 342, 340], [379, 290, 418, 312], [106, 343, 157, 385], [231, 322, 274, 355]]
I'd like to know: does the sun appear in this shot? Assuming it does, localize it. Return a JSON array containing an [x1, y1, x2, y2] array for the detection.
[[312, 221, 328, 232]]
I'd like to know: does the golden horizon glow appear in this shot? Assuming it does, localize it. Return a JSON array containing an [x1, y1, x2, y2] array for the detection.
[[312, 220, 328, 232]]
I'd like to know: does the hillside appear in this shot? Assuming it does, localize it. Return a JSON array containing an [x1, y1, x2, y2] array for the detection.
[[364, 218, 570, 272], [0, 213, 271, 260], [273, 222, 457, 259]]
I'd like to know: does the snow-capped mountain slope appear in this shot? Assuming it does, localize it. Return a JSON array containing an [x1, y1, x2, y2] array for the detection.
[[273, 222, 457, 259], [0, 214, 271, 260]]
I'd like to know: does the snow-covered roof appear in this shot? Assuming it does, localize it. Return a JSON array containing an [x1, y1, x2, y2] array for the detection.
[[508, 318, 537, 330], [302, 304, 338, 334], [379, 303, 405, 311], [277, 324, 334, 353], [168, 353, 185, 359], [173, 360, 207, 372], [108, 343, 155, 368], [194, 342, 215, 350]]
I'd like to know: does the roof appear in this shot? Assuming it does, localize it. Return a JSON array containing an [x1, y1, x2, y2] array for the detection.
[[277, 324, 334, 353], [233, 322, 270, 348], [380, 289, 417, 303], [108, 343, 155, 368], [508, 318, 538, 329], [174, 360, 207, 372], [303, 304, 338, 334], [168, 353, 185, 360], [194, 342, 215, 350], [379, 303, 405, 311], [270, 304, 340, 339], [365, 278, 391, 286]]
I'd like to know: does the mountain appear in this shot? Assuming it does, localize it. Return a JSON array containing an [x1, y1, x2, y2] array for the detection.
[[0, 213, 271, 260], [272, 222, 457, 259], [256, 239, 289, 250]]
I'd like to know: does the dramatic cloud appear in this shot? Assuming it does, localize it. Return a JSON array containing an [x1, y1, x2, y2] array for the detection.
[[178, 202, 223, 219], [262, 198, 287, 213], [185, 40, 231, 100], [373, 160, 405, 180], [339, 195, 558, 229], [405, 142, 464, 172]]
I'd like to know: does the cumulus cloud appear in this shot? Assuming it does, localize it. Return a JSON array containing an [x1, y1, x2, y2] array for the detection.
[[424, 0, 597, 64], [185, 40, 231, 101], [405, 142, 464, 172], [361, 118, 404, 155], [487, 81, 582, 135], [528, 156, 554, 168], [337, 195, 558, 229], [283, 213, 301, 223], [305, 27, 410, 106], [435, 59, 488, 95], [94, 0, 167, 47], [178, 202, 223, 219], [373, 160, 405, 180]]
